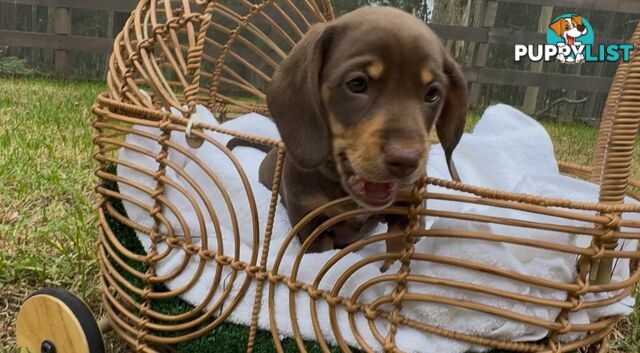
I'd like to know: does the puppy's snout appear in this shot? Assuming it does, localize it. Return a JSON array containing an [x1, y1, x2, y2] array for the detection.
[[577, 24, 586, 32], [383, 146, 421, 178]]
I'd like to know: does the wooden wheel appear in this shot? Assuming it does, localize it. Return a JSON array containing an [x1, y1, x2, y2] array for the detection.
[[16, 288, 105, 353]]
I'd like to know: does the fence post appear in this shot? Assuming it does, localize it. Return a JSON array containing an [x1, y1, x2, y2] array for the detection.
[[105, 11, 116, 77], [522, 6, 554, 115], [0, 3, 19, 57], [53, 6, 71, 76], [31, 4, 38, 67], [462, 0, 488, 69], [584, 11, 618, 120], [469, 0, 498, 107]]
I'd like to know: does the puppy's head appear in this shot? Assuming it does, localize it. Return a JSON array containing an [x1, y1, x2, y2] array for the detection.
[[267, 6, 467, 209], [550, 16, 587, 38]]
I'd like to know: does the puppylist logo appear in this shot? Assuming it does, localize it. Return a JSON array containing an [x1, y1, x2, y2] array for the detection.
[[515, 14, 633, 64]]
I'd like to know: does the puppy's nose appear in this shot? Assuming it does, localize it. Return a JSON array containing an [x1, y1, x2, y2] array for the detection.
[[383, 146, 421, 178]]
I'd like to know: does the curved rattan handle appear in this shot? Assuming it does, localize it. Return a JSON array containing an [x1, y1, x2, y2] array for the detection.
[[593, 23, 640, 204], [590, 23, 640, 284]]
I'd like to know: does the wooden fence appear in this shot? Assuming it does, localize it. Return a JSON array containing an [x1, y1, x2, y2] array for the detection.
[[0, 0, 137, 76], [1, 0, 639, 120], [428, 0, 640, 118]]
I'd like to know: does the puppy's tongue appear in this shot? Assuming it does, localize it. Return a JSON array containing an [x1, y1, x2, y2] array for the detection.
[[349, 175, 398, 206]]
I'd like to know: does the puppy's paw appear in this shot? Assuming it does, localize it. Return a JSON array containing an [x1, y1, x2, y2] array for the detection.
[[380, 259, 396, 273]]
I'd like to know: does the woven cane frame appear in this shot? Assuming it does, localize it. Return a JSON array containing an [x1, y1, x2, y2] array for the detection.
[[92, 1, 640, 352]]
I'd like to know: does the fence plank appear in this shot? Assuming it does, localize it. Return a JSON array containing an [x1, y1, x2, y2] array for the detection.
[[0, 0, 138, 13], [523, 5, 554, 114], [0, 30, 113, 53], [428, 24, 488, 42], [471, 68, 613, 91], [0, 3, 18, 57], [429, 24, 626, 46], [501, 0, 640, 14], [53, 7, 71, 76], [0, 0, 625, 114], [484, 1, 499, 27], [469, 1, 498, 106]]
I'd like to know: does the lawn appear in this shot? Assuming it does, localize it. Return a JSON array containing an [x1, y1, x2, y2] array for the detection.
[[0, 76, 638, 352]]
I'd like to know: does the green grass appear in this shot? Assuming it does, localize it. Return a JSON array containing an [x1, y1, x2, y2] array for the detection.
[[0, 78, 102, 294], [0, 77, 638, 352]]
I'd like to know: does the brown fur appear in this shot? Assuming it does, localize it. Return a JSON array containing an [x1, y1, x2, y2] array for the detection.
[[255, 7, 466, 269]]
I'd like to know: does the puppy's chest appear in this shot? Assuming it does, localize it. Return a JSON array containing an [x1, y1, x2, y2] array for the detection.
[[282, 160, 380, 222]]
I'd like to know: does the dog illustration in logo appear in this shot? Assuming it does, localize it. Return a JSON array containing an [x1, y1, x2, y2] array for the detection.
[[549, 15, 588, 63]]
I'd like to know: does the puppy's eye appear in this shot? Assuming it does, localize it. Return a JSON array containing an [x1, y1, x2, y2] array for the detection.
[[346, 77, 368, 94], [424, 86, 441, 104]]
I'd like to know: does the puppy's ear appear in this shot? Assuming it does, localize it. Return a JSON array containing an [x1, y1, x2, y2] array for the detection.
[[437, 53, 467, 182], [571, 15, 583, 26], [267, 23, 335, 169], [549, 19, 564, 36]]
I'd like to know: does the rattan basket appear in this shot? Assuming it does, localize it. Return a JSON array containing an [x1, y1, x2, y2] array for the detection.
[[91, 1, 640, 352]]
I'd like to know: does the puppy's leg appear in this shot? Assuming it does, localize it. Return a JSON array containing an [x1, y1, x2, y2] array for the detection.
[[297, 216, 335, 253], [258, 148, 279, 190], [380, 216, 407, 272]]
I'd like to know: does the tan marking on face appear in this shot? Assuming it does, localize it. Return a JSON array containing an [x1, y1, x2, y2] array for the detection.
[[333, 112, 431, 182], [352, 115, 385, 173], [321, 85, 331, 107], [421, 67, 433, 85], [333, 113, 384, 144], [328, 114, 345, 137], [333, 114, 387, 178], [366, 60, 384, 79]]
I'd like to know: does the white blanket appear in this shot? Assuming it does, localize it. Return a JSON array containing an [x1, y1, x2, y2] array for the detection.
[[117, 104, 637, 353]]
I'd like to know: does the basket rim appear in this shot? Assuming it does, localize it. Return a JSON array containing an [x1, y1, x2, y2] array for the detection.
[[94, 94, 640, 214]]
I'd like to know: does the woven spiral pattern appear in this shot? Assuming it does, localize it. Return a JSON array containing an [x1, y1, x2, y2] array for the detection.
[[92, 1, 640, 352]]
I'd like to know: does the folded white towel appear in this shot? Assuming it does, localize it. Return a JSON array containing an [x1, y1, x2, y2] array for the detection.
[[116, 104, 637, 353]]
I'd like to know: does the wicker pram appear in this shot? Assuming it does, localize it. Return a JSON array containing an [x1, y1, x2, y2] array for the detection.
[[89, 1, 640, 352]]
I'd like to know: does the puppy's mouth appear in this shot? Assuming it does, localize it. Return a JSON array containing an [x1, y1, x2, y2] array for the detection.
[[339, 154, 398, 209]]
